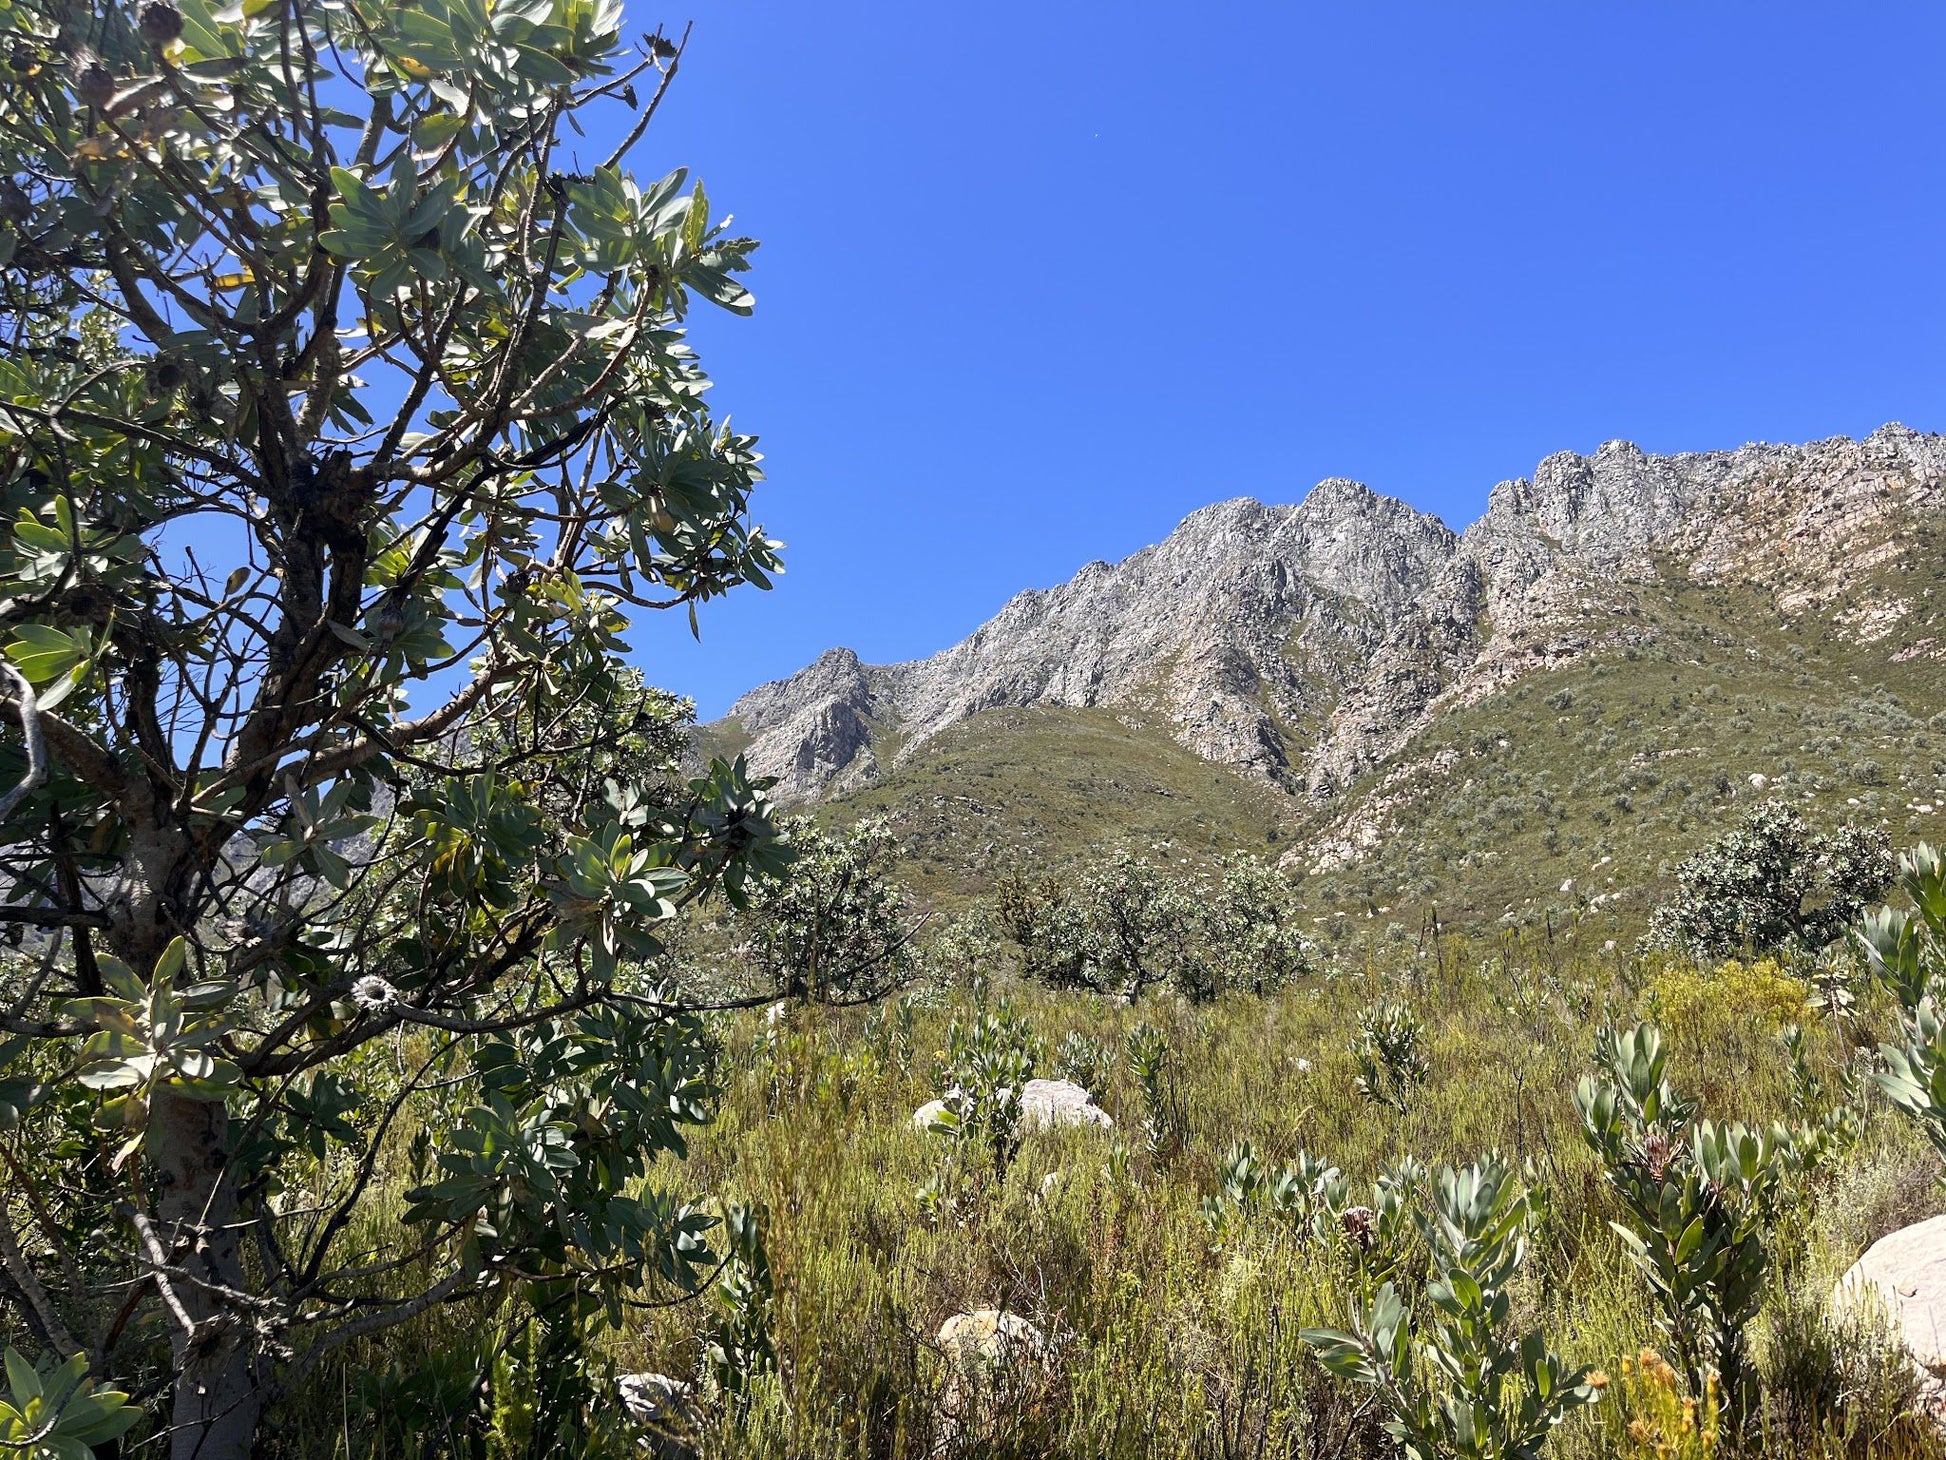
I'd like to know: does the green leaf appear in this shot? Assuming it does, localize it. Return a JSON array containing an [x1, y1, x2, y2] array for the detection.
[[3, 1346, 39, 1404], [6, 623, 82, 684]]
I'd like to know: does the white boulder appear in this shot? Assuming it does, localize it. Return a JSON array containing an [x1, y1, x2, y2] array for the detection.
[[938, 1308, 1046, 1367], [1831, 1213, 1946, 1424], [913, 1080, 1112, 1134], [934, 1309, 1053, 1444], [617, 1372, 699, 1458], [1018, 1078, 1112, 1130]]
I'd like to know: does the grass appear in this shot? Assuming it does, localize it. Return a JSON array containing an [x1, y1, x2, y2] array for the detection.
[[267, 929, 1946, 1458], [809, 538, 1946, 950]]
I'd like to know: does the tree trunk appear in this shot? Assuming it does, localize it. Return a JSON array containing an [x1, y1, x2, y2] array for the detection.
[[149, 1092, 261, 1460]]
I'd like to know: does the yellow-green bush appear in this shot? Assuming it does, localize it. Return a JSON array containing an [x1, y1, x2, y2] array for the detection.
[[1641, 957, 1810, 1036]]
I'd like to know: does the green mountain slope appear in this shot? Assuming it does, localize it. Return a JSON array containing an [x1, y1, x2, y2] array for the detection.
[[818, 705, 1294, 903], [811, 520, 1946, 937]]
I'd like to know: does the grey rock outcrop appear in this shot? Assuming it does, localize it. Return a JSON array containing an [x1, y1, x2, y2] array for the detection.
[[715, 426, 1946, 802]]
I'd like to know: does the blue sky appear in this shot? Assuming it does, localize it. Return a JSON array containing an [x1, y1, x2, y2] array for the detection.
[[626, 2, 1946, 719]]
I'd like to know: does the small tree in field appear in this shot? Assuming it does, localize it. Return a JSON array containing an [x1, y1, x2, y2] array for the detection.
[[728, 816, 918, 1005], [997, 847, 1197, 1000], [0, 2, 788, 1455], [1647, 801, 1891, 957]]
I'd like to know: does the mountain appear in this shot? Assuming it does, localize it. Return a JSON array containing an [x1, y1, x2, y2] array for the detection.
[[703, 426, 1946, 925]]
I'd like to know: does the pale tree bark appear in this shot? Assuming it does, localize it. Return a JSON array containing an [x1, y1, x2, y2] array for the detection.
[[147, 1095, 261, 1460]]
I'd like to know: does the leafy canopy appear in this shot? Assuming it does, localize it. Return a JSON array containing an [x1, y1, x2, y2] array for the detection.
[[0, 0, 791, 1450]]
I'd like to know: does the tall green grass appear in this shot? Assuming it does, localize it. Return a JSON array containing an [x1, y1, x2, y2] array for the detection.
[[265, 931, 1946, 1458]]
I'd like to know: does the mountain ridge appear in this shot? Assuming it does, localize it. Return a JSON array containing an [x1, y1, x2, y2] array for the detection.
[[711, 424, 1946, 815]]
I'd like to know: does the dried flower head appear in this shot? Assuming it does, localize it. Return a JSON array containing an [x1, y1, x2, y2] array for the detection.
[[1339, 1204, 1379, 1254], [1641, 1129, 1674, 1181]]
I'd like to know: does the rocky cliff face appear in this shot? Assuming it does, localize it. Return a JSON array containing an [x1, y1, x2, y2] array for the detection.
[[715, 425, 1946, 802]]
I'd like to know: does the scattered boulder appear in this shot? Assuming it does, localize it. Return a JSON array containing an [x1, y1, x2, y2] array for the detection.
[[1831, 1214, 1946, 1425], [1018, 1078, 1112, 1130], [617, 1371, 701, 1457], [912, 1081, 1111, 1135], [938, 1308, 1046, 1367], [935, 1308, 1053, 1446]]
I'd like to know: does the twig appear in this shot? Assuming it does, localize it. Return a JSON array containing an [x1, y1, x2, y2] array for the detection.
[[0, 663, 47, 823]]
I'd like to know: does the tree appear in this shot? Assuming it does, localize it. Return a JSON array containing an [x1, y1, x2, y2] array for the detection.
[[1000, 847, 1312, 1002], [1181, 852, 1313, 998], [997, 847, 1197, 1000], [1647, 801, 1891, 957], [0, 2, 788, 1454], [724, 816, 918, 1004]]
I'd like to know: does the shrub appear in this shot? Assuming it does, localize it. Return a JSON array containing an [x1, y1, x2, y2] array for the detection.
[[1648, 802, 1892, 956], [705, 1204, 778, 1404], [1124, 1023, 1185, 1161], [1574, 1025, 1817, 1427], [1053, 1030, 1111, 1096], [923, 1004, 1042, 1196], [1301, 1157, 1600, 1460], [0, 1349, 140, 1458], [1863, 843, 1946, 1176], [1199, 1140, 1346, 1244], [1353, 1001, 1430, 1114], [1640, 958, 1809, 1035], [1610, 1348, 1719, 1460]]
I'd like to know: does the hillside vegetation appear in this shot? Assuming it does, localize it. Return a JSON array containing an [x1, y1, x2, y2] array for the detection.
[[265, 921, 1946, 1460], [813, 518, 1946, 946]]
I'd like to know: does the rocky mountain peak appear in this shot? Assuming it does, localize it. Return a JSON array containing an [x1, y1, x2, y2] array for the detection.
[[714, 427, 1946, 804]]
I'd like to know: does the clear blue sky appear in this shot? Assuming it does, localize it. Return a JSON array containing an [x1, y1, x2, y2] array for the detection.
[[628, 2, 1946, 719]]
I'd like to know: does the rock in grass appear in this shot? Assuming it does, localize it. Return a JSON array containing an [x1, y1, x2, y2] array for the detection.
[[1831, 1214, 1946, 1428], [1018, 1078, 1112, 1130], [913, 1081, 1112, 1134], [935, 1308, 1053, 1444], [617, 1372, 700, 1458], [937, 1309, 1046, 1367]]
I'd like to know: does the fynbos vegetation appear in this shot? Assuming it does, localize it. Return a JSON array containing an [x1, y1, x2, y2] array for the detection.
[[5, 1, 1946, 1457]]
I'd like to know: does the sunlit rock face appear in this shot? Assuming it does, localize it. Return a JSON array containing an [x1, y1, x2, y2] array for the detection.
[[717, 426, 1946, 803]]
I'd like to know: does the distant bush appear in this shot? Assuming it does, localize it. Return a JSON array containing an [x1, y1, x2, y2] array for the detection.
[[998, 848, 1194, 999], [1641, 958, 1809, 1035], [998, 847, 1312, 1002], [1180, 853, 1316, 997], [733, 817, 919, 1003], [1646, 801, 1892, 956]]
